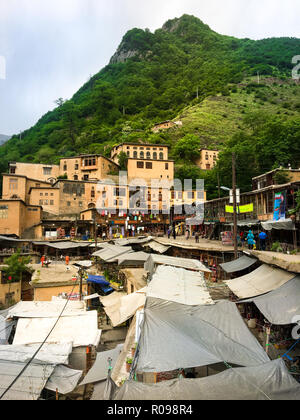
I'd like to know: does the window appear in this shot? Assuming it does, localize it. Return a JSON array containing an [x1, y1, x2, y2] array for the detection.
[[45, 193, 48, 196], [205, 154, 209, 161], [165, 163, 169, 170], [153, 152, 157, 160], [44, 200, 48, 205], [50, 200, 54, 205], [83, 175, 89, 181], [75, 164, 79, 170], [84, 157, 96, 167], [67, 201, 71, 207], [51, 193, 54, 196], [0, 206, 8, 219], [206, 164, 211, 170], [133, 151, 138, 158], [9, 178, 18, 190], [146, 162, 152, 169], [9, 167, 16, 174], [188, 192, 194, 199], [91, 188, 95, 198], [178, 192, 183, 199], [74, 175, 78, 181], [79, 202, 83, 207], [63, 164, 67, 171], [39, 200, 43, 205], [159, 152, 164, 160], [140, 151, 144, 159], [43, 167, 52, 175], [40, 193, 43, 196], [137, 162, 144, 169], [146, 152, 151, 159]]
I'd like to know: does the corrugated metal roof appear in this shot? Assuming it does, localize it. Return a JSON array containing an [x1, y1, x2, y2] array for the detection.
[[220, 255, 257, 274]]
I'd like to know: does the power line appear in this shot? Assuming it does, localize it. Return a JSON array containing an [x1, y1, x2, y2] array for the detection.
[[0, 281, 77, 400]]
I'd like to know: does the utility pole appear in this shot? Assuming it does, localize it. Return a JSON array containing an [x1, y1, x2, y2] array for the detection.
[[232, 153, 238, 259], [93, 210, 98, 248], [79, 268, 83, 301]]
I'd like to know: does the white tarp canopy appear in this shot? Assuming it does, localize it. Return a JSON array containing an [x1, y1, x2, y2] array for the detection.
[[0, 360, 55, 400], [224, 264, 295, 299], [115, 359, 300, 400], [0, 343, 72, 365], [220, 255, 257, 274], [45, 365, 83, 395], [114, 237, 152, 246], [13, 311, 101, 348], [117, 252, 150, 267], [136, 298, 269, 373], [100, 289, 146, 327], [261, 218, 296, 231], [241, 276, 300, 325], [92, 245, 133, 262], [7, 300, 86, 319], [144, 254, 211, 277], [80, 344, 123, 386], [33, 241, 90, 250], [143, 241, 170, 254], [147, 266, 213, 306]]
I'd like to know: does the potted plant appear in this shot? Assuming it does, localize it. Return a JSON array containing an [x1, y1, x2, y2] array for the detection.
[[125, 357, 133, 373]]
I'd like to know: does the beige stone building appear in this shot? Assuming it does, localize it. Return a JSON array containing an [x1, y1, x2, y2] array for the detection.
[[127, 158, 174, 182], [151, 120, 177, 133], [111, 143, 169, 164], [8, 162, 59, 183], [59, 154, 119, 181], [0, 200, 42, 237], [195, 149, 219, 170], [2, 174, 52, 203]]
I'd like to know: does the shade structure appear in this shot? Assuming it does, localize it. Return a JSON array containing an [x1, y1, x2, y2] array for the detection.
[[143, 241, 170, 254], [33, 241, 90, 250], [7, 300, 86, 319], [241, 276, 300, 325], [224, 264, 295, 299], [100, 289, 146, 327], [87, 275, 110, 286], [136, 298, 269, 373], [261, 218, 296, 231], [117, 252, 150, 267], [220, 255, 257, 274], [80, 344, 123, 386], [144, 254, 211, 277], [92, 245, 133, 262], [115, 359, 300, 401], [45, 365, 82, 395], [147, 265, 213, 306]]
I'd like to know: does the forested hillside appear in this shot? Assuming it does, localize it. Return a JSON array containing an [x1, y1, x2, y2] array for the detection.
[[1, 14, 299, 198]]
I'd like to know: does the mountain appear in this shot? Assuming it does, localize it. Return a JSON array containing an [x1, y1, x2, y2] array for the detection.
[[0, 134, 11, 146], [0, 14, 299, 194]]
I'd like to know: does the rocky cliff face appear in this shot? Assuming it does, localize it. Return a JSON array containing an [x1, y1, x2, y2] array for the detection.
[[109, 48, 139, 64]]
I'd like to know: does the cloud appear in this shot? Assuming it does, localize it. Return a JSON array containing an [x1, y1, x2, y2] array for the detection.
[[0, 0, 299, 135]]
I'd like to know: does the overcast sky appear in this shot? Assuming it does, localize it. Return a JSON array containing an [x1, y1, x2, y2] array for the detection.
[[0, 0, 299, 136]]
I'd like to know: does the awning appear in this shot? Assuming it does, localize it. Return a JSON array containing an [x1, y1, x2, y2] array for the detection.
[[80, 344, 123, 386], [241, 276, 300, 325], [143, 241, 170, 254], [0, 343, 72, 365], [144, 254, 211, 277], [147, 266, 213, 306], [136, 299, 269, 373], [224, 264, 296, 299], [33, 241, 91, 250], [7, 300, 86, 318], [261, 218, 296, 231], [115, 359, 300, 400], [100, 289, 147, 327], [220, 255, 257, 274]]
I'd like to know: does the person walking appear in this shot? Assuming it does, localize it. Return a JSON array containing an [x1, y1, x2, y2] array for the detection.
[[186, 228, 190, 240], [246, 230, 255, 250], [65, 255, 70, 266], [172, 227, 176, 240], [258, 230, 267, 251], [195, 232, 200, 244], [167, 228, 171, 239]]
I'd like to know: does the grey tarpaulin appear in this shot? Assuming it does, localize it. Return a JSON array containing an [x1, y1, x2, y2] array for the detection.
[[143, 241, 170, 254], [261, 218, 296, 231], [144, 254, 211, 276], [117, 252, 150, 267], [91, 375, 118, 400], [136, 298, 269, 373], [147, 266, 213, 306], [80, 344, 123, 386], [92, 245, 133, 262], [33, 241, 90, 250], [240, 276, 300, 325], [220, 255, 257, 274], [224, 264, 295, 299], [0, 360, 55, 400], [45, 365, 82, 395], [115, 359, 300, 400]]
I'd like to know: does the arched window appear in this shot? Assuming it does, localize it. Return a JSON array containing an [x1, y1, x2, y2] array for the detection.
[[146, 151, 151, 159], [159, 152, 164, 160], [153, 152, 157, 160], [133, 151, 138, 158], [74, 175, 78, 181], [140, 151, 144, 159]]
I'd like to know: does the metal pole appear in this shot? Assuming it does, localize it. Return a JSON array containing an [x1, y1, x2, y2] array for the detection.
[[232, 153, 238, 259]]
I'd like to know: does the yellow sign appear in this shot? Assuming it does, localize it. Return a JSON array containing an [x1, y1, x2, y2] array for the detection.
[[226, 203, 253, 214]]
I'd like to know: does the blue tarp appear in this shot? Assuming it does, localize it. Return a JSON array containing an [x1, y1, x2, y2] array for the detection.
[[101, 285, 114, 294], [87, 275, 110, 286]]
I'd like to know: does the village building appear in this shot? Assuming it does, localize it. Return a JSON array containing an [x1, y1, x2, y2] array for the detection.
[[8, 162, 60, 184], [195, 149, 219, 170]]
